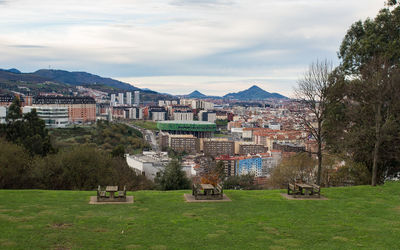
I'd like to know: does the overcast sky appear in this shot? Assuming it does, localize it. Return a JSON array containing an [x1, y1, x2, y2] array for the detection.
[[0, 0, 384, 97]]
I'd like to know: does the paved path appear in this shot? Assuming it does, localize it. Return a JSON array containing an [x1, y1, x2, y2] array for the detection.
[[122, 122, 159, 152]]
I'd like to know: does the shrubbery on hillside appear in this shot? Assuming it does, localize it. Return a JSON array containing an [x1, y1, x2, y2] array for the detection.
[[50, 120, 150, 154], [0, 139, 153, 190]]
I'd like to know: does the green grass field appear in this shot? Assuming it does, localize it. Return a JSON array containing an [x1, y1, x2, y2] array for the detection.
[[130, 120, 158, 131], [0, 183, 399, 249]]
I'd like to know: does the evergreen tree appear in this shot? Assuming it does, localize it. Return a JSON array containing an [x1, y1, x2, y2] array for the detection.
[[156, 159, 191, 190]]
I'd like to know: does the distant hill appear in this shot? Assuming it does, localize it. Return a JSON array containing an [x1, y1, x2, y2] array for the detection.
[[1, 68, 22, 74], [187, 90, 207, 98], [33, 69, 139, 91], [0, 68, 178, 101], [223, 85, 287, 100], [0, 69, 48, 83]]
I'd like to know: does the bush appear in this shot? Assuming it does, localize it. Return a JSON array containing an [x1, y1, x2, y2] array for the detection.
[[0, 139, 32, 189], [223, 174, 257, 190]]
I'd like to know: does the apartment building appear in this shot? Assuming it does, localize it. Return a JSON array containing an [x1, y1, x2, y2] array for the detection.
[[203, 138, 235, 157], [33, 96, 96, 123], [169, 135, 199, 154]]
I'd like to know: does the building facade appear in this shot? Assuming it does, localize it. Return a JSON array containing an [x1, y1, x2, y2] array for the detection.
[[126, 92, 132, 105], [134, 91, 140, 106], [173, 110, 194, 121], [169, 135, 199, 154], [33, 96, 96, 123], [203, 139, 235, 157], [23, 106, 69, 128]]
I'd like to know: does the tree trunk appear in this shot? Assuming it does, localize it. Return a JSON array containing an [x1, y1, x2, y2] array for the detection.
[[316, 119, 323, 186], [316, 141, 322, 186], [371, 104, 381, 186]]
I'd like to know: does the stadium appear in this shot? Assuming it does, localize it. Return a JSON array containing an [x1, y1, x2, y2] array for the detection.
[[157, 121, 216, 138]]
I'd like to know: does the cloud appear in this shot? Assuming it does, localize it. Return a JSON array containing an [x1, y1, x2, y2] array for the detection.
[[0, 0, 385, 95], [170, 0, 234, 7], [9, 44, 48, 49]]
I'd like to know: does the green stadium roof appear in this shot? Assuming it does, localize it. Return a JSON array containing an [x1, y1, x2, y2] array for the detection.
[[157, 120, 216, 132]]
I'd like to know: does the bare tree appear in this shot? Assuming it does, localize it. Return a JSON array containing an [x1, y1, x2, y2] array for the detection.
[[295, 60, 333, 186]]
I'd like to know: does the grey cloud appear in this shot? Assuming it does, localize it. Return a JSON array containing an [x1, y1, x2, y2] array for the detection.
[[170, 0, 234, 7], [9, 45, 49, 49]]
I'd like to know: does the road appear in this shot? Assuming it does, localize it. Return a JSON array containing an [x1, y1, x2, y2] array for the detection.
[[123, 122, 159, 152]]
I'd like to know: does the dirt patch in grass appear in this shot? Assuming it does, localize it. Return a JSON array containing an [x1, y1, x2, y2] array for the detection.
[[182, 212, 198, 218], [207, 234, 219, 238], [273, 238, 301, 247], [393, 205, 400, 212], [93, 227, 109, 233], [39, 210, 57, 216], [332, 236, 349, 242], [49, 223, 73, 229], [1, 241, 16, 247], [0, 214, 35, 222], [17, 225, 34, 229], [262, 226, 280, 236]]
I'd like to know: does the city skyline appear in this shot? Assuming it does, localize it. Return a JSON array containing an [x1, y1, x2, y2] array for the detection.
[[0, 0, 383, 96]]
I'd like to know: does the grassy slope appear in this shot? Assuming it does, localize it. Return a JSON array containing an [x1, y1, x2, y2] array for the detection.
[[0, 183, 399, 249], [130, 120, 158, 131]]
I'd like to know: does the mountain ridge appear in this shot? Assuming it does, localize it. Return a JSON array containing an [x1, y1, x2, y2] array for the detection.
[[223, 85, 287, 100]]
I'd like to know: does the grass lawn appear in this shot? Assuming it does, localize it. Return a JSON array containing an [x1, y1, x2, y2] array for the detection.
[[0, 183, 399, 249], [130, 120, 158, 131]]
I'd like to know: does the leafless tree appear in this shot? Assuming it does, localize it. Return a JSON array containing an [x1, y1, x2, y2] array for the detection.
[[295, 59, 334, 186]]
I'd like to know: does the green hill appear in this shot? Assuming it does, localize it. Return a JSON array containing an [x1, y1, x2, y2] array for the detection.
[[0, 183, 399, 249]]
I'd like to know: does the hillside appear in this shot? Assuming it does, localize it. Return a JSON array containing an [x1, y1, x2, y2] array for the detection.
[[0, 183, 399, 249], [224, 85, 287, 100], [34, 69, 139, 91], [187, 90, 207, 98], [0, 68, 179, 101]]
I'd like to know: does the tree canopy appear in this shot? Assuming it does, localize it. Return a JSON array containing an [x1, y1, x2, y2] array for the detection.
[[338, 4, 400, 74]]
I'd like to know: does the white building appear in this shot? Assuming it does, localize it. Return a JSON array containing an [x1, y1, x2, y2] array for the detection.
[[134, 91, 140, 106], [125, 152, 170, 180], [0, 106, 7, 124], [258, 151, 282, 177], [198, 111, 216, 123], [269, 122, 281, 130], [118, 93, 124, 105], [151, 111, 166, 121], [126, 92, 132, 105], [173, 111, 193, 121], [22, 106, 69, 128], [129, 107, 143, 119], [201, 101, 214, 110], [110, 94, 116, 106]]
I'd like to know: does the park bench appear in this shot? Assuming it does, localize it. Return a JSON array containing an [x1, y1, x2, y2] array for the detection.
[[213, 184, 223, 199], [192, 183, 223, 200], [97, 185, 108, 200], [117, 186, 127, 200], [311, 184, 321, 197], [97, 185, 127, 202], [287, 183, 301, 196]]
